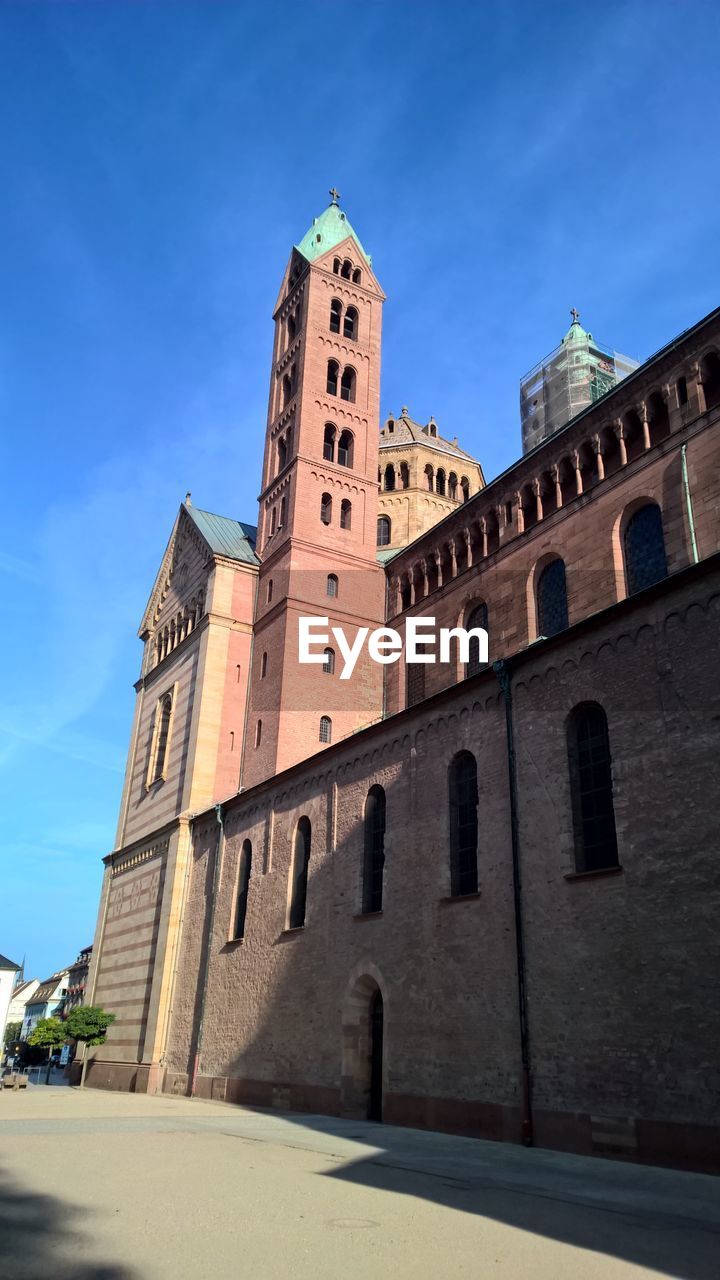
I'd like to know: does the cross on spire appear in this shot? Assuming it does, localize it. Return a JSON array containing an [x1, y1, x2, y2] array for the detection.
[[570, 307, 580, 324], [329, 186, 341, 205]]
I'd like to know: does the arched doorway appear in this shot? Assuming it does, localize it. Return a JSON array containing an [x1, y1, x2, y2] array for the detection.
[[368, 990, 384, 1122], [341, 968, 386, 1121]]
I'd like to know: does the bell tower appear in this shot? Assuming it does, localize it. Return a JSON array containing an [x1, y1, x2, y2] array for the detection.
[[243, 193, 386, 787]]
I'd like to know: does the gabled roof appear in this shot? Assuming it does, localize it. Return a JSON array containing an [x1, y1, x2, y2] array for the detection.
[[11, 978, 38, 1000], [0, 953, 20, 971], [31, 971, 69, 1005], [295, 199, 371, 266], [379, 411, 481, 467], [186, 506, 258, 565]]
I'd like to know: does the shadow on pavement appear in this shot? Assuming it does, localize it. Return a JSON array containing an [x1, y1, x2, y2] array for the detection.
[[241, 1110, 720, 1280], [0, 1165, 136, 1280]]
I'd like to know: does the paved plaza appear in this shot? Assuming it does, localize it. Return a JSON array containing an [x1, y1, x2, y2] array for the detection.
[[0, 1086, 718, 1279]]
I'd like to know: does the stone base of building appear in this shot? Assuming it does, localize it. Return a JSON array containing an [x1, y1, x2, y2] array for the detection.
[[84, 1066, 720, 1175]]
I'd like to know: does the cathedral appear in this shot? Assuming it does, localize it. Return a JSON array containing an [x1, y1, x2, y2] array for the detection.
[[82, 195, 720, 1173]]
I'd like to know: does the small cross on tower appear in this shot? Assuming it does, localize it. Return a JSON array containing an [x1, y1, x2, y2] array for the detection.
[[329, 187, 341, 205], [570, 307, 580, 324]]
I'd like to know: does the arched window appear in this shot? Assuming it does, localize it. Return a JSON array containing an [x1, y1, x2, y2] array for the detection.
[[319, 715, 332, 743], [701, 351, 720, 411], [322, 647, 335, 674], [340, 499, 352, 529], [255, 719, 262, 747], [287, 313, 296, 344], [341, 259, 352, 279], [337, 429, 353, 467], [323, 423, 336, 462], [647, 391, 670, 445], [448, 473, 458, 500], [343, 306, 358, 340], [377, 516, 391, 547], [400, 462, 409, 489], [151, 693, 173, 783], [677, 375, 688, 406], [461, 477, 470, 502], [465, 602, 489, 678], [623, 502, 667, 595], [448, 751, 478, 896], [327, 573, 338, 598], [384, 463, 395, 491], [436, 468, 446, 496], [536, 558, 568, 637], [261, 651, 267, 678], [352, 267, 362, 284], [269, 506, 277, 537], [282, 374, 292, 407], [329, 299, 342, 334], [567, 704, 618, 873], [233, 840, 252, 939], [320, 492, 332, 525], [333, 257, 341, 275], [340, 367, 356, 403], [327, 360, 339, 396], [363, 785, 386, 913], [425, 464, 434, 491], [277, 435, 287, 472], [289, 817, 311, 928]]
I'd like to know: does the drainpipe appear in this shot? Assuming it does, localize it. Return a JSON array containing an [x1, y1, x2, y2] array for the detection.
[[681, 444, 699, 565], [493, 659, 533, 1147], [190, 803, 225, 1097]]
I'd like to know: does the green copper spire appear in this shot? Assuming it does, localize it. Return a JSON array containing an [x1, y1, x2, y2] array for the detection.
[[562, 307, 589, 345], [295, 189, 371, 266]]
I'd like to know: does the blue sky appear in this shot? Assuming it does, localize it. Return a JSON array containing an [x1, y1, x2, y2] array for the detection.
[[1, 0, 718, 981]]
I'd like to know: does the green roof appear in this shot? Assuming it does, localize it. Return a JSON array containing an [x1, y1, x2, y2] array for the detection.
[[295, 200, 371, 266], [563, 318, 589, 345], [186, 506, 258, 565]]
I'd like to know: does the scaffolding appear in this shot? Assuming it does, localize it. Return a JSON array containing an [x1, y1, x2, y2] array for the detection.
[[520, 313, 639, 454]]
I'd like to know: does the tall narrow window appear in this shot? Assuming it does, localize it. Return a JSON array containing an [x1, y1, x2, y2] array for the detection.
[[151, 693, 173, 784], [406, 651, 426, 708], [329, 299, 342, 334], [352, 267, 362, 284], [333, 257, 341, 275], [677, 375, 688, 406], [282, 374, 292, 407], [701, 351, 720, 411], [319, 715, 332, 743], [363, 785, 386, 913], [320, 492, 332, 525], [343, 306, 358, 340], [400, 462, 409, 489], [536, 558, 568, 637], [341, 259, 352, 279], [255, 719, 262, 747], [327, 573, 338, 598], [279, 496, 286, 527], [567, 703, 618, 873], [337, 429, 353, 467], [287, 313, 296, 344], [267, 579, 273, 604], [323, 423, 336, 461], [322, 647, 335, 674], [289, 817, 311, 928], [465, 602, 489, 678], [436, 468, 446, 496], [377, 516, 391, 547], [448, 751, 479, 896], [327, 360, 339, 396], [340, 367, 356, 402], [340, 499, 352, 530], [384, 463, 395, 491], [277, 436, 287, 472], [233, 841, 252, 939], [623, 502, 667, 595], [449, 473, 458, 500], [270, 506, 277, 536], [261, 651, 267, 678]]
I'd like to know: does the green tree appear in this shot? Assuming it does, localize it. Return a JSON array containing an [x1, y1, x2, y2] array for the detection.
[[3, 1021, 22, 1049], [64, 1005, 115, 1086], [64, 1005, 115, 1046], [28, 1018, 67, 1084]]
